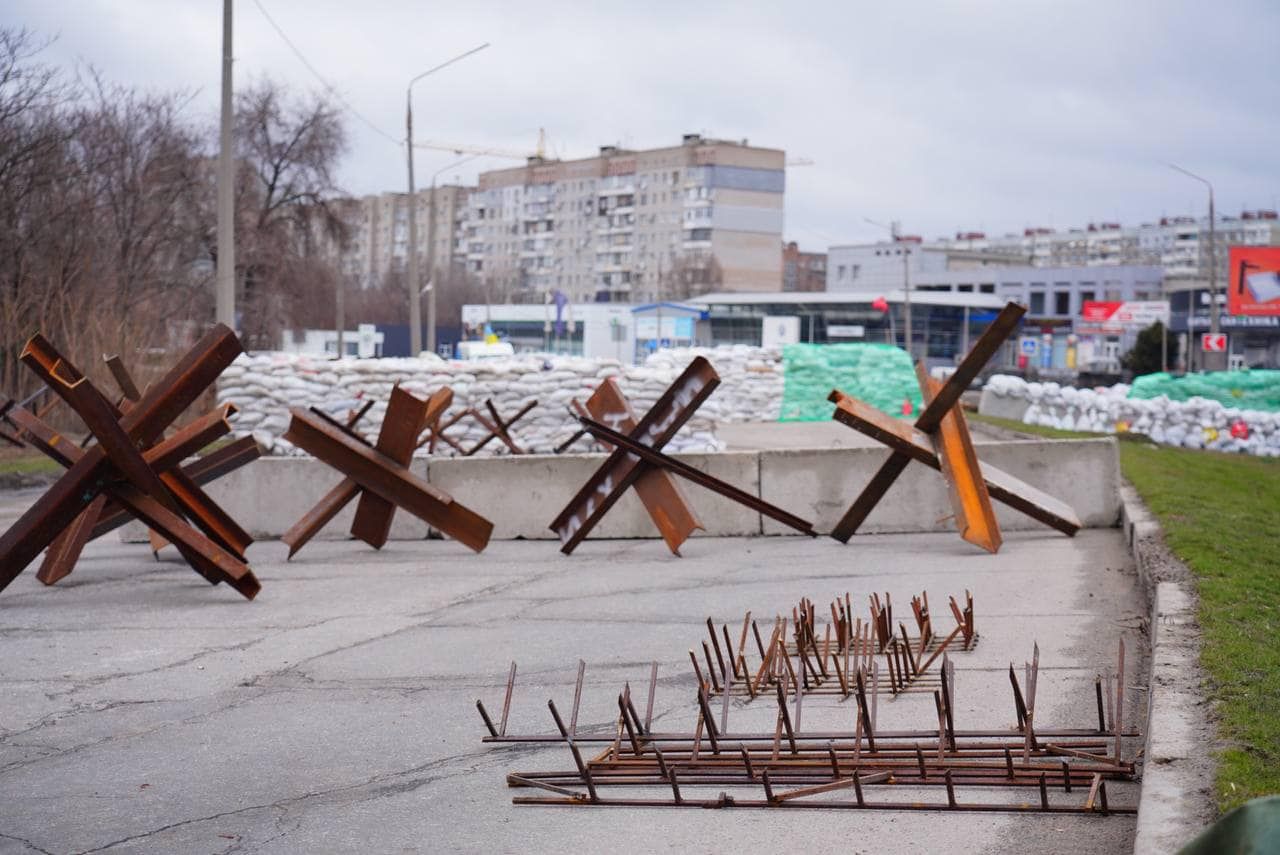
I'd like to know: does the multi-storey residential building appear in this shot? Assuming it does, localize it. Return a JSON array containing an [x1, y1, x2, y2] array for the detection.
[[933, 211, 1280, 281], [781, 241, 827, 292], [465, 134, 786, 302], [327, 185, 471, 288]]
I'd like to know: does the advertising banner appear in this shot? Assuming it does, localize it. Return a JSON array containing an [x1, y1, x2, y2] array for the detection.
[[1079, 300, 1171, 333], [1228, 246, 1280, 316]]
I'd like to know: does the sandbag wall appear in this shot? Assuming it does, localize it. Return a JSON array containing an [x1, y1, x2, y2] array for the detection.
[[982, 374, 1280, 456], [217, 346, 786, 456]]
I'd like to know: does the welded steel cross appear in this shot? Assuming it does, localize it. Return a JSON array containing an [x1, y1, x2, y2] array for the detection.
[[5, 364, 260, 587], [828, 302, 1081, 552], [551, 357, 815, 554], [281, 385, 494, 558], [0, 326, 264, 599]]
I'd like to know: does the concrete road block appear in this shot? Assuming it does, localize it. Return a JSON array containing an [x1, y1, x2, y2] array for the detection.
[[119, 456, 430, 544], [758, 437, 1120, 536], [426, 451, 762, 541]]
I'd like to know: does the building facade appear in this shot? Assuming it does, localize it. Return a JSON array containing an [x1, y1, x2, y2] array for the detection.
[[464, 135, 786, 303], [782, 241, 827, 291], [933, 211, 1280, 282], [326, 185, 471, 289]]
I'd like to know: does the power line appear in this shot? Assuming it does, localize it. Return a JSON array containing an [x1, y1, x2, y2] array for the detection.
[[250, 0, 401, 147]]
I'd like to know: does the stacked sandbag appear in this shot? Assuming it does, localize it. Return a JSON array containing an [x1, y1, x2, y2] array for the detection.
[[980, 374, 1280, 457], [643, 345, 785, 422], [218, 350, 750, 456]]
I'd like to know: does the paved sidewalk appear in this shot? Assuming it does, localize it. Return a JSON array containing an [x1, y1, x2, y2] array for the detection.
[[0, 514, 1146, 853]]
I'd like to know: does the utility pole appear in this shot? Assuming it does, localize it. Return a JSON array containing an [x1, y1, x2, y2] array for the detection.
[[865, 217, 913, 359], [215, 0, 235, 330]]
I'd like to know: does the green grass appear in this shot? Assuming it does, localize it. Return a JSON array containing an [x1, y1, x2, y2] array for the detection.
[[0, 450, 62, 477], [973, 410, 1280, 812]]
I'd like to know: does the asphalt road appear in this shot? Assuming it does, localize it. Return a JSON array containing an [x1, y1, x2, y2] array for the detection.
[[0, 494, 1145, 853]]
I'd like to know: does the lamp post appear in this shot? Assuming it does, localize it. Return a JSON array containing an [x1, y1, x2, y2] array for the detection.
[[865, 218, 913, 360], [424, 153, 480, 356], [1168, 163, 1220, 371], [405, 43, 489, 357]]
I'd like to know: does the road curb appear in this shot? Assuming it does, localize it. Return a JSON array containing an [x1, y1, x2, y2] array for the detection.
[[1121, 484, 1216, 854]]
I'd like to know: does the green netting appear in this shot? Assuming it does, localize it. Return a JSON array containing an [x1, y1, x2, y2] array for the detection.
[[779, 343, 922, 422], [1128, 369, 1280, 412]]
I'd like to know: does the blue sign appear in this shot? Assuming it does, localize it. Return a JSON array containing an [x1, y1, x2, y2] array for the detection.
[[1019, 337, 1038, 355]]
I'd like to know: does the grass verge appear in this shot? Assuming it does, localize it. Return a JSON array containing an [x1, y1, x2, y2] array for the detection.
[[973, 411, 1280, 812]]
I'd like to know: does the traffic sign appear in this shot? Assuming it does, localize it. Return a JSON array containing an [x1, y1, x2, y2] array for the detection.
[[1201, 333, 1227, 352], [1019, 337, 1038, 355]]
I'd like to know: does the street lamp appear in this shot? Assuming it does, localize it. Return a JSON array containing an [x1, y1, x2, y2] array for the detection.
[[424, 153, 481, 356], [406, 43, 489, 357], [1167, 162, 1219, 371], [865, 217, 914, 360]]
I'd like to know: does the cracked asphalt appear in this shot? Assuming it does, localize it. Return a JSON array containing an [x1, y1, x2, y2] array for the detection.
[[0, 486, 1148, 854]]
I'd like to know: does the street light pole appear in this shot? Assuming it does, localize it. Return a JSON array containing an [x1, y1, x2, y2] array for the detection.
[[424, 154, 480, 357], [405, 43, 489, 357], [1168, 163, 1221, 371]]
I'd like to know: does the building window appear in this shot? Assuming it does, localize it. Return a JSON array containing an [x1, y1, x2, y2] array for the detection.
[[957, 284, 973, 292], [979, 283, 994, 293], [837, 264, 847, 280], [1079, 290, 1095, 306], [1054, 292, 1071, 315], [850, 264, 860, 280], [1029, 292, 1045, 314]]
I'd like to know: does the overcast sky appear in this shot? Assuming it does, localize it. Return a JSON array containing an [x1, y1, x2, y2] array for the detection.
[[9, 1, 1279, 247]]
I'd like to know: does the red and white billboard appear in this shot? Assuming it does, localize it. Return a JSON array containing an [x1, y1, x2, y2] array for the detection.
[[1229, 246, 1280, 316], [1078, 300, 1170, 334]]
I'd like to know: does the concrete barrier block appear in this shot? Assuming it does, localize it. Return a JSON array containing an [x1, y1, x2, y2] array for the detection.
[[119, 456, 431, 543], [758, 438, 1119, 536], [978, 387, 1030, 422], [426, 451, 762, 541]]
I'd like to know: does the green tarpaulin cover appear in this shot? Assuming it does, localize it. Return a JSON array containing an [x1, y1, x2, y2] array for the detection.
[[779, 343, 922, 422], [1129, 370, 1280, 412]]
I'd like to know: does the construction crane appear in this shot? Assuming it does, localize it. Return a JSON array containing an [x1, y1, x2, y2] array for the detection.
[[414, 128, 547, 160]]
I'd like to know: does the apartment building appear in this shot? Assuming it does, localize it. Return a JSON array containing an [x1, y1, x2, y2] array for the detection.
[[464, 134, 786, 302], [934, 210, 1280, 280], [326, 185, 471, 288]]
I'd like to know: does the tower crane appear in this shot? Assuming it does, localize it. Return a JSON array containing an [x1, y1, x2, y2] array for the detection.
[[413, 128, 547, 160]]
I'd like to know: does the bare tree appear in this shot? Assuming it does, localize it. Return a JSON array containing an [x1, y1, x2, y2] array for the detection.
[[227, 79, 348, 349]]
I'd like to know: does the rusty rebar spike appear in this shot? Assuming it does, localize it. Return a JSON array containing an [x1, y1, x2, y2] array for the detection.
[[774, 682, 797, 755], [500, 662, 517, 737], [476, 700, 498, 737], [618, 693, 641, 756], [1039, 772, 1049, 810], [1009, 664, 1028, 731], [1095, 675, 1106, 733], [572, 660, 587, 738], [547, 699, 569, 739], [740, 745, 755, 781], [645, 662, 658, 733], [697, 689, 720, 752], [702, 642, 721, 694], [1062, 760, 1072, 793], [689, 649, 707, 692], [624, 683, 646, 739], [946, 769, 957, 808], [752, 620, 767, 661], [722, 624, 741, 681], [707, 617, 727, 677]]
